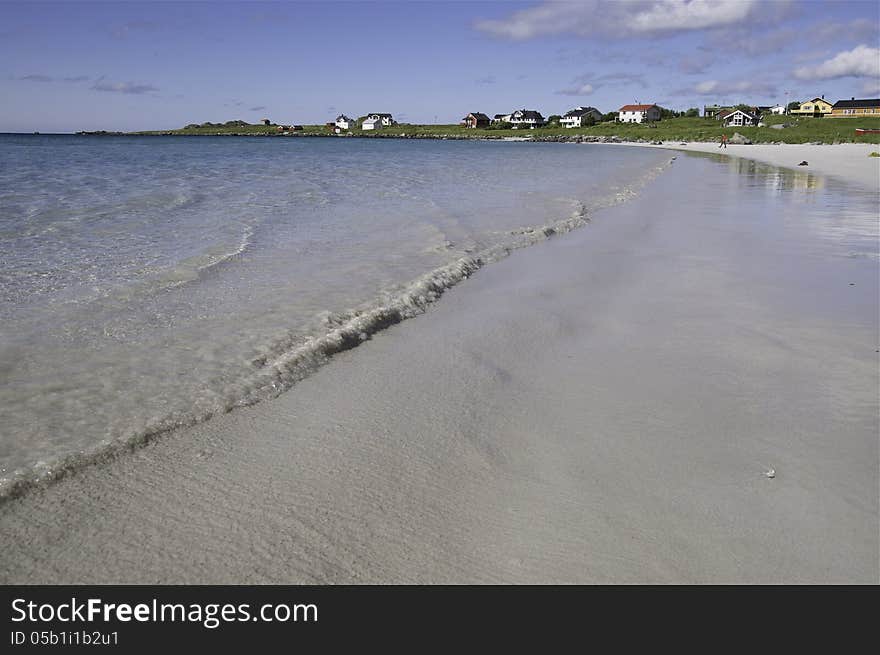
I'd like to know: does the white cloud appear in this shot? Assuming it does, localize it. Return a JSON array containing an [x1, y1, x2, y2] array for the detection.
[[556, 83, 595, 96], [18, 74, 90, 83], [91, 79, 159, 95], [475, 0, 762, 39], [628, 0, 758, 33], [793, 45, 880, 80], [695, 80, 718, 94]]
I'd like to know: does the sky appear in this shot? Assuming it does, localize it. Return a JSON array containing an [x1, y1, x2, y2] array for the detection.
[[1, 0, 879, 132]]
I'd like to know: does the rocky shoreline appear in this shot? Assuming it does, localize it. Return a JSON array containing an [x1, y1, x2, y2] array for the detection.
[[99, 131, 772, 145], [82, 129, 850, 146]]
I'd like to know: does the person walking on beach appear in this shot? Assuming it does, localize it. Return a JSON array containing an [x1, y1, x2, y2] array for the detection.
[[719, 134, 728, 149]]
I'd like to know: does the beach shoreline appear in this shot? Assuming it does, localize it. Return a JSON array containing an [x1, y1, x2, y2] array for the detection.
[[1, 149, 876, 584], [611, 141, 880, 190]]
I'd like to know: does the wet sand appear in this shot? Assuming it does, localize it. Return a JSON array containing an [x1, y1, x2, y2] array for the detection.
[[1, 152, 877, 583], [617, 141, 880, 189]]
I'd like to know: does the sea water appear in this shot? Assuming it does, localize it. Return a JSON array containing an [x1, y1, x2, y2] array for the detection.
[[0, 135, 671, 492]]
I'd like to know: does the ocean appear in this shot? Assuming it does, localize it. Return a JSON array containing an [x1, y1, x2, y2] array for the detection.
[[0, 135, 676, 494]]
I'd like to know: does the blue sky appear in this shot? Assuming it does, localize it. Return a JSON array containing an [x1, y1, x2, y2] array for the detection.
[[2, 0, 878, 132]]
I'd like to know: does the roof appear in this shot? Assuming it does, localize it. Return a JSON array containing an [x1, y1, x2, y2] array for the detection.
[[619, 104, 658, 112], [466, 112, 490, 120], [720, 109, 757, 120], [832, 98, 880, 109], [368, 113, 393, 118], [336, 114, 352, 121], [512, 110, 544, 120], [564, 107, 600, 117], [494, 113, 509, 119]]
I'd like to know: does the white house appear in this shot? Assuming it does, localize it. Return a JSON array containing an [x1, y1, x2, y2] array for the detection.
[[361, 113, 394, 130], [769, 105, 786, 115], [335, 114, 355, 130], [492, 113, 512, 124], [508, 109, 545, 128], [617, 104, 662, 123], [720, 109, 759, 127], [560, 106, 603, 128]]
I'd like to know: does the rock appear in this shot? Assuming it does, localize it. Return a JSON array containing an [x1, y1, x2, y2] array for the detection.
[[728, 132, 752, 145], [798, 160, 809, 166]]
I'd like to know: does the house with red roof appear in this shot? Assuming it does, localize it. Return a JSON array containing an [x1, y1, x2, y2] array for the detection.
[[617, 104, 662, 123]]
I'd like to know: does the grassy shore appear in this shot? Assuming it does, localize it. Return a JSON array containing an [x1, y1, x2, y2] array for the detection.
[[132, 114, 880, 144]]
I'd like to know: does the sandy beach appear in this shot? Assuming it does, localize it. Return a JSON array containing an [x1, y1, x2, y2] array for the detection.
[[0, 146, 877, 584], [617, 141, 880, 190]]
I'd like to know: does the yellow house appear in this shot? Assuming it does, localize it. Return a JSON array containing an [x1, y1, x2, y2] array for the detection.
[[830, 98, 880, 117], [791, 97, 833, 117]]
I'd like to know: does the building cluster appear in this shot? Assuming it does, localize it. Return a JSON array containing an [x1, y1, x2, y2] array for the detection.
[[704, 96, 880, 125], [329, 113, 397, 133], [787, 96, 880, 118], [324, 97, 878, 133], [465, 105, 662, 128], [327, 105, 663, 132]]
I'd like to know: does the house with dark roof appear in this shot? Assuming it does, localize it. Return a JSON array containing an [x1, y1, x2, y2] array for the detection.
[[362, 113, 395, 130], [508, 109, 545, 128], [719, 108, 759, 127], [790, 97, 833, 117], [335, 114, 355, 130], [618, 104, 661, 123], [829, 98, 880, 117], [462, 112, 490, 128], [560, 106, 603, 128], [492, 113, 512, 123], [703, 104, 730, 118]]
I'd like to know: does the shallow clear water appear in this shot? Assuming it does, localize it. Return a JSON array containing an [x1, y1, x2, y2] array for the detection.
[[0, 135, 674, 488]]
